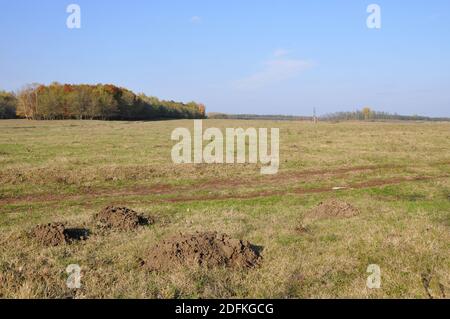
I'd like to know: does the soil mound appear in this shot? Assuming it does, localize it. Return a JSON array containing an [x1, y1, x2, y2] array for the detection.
[[94, 206, 153, 230], [30, 223, 89, 246], [305, 199, 360, 220], [142, 232, 261, 272]]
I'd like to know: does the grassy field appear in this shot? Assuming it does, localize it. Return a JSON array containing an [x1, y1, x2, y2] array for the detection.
[[0, 119, 449, 298]]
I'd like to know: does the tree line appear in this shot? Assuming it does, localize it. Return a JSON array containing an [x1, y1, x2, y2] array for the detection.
[[0, 83, 206, 120], [208, 112, 312, 121], [320, 108, 450, 122]]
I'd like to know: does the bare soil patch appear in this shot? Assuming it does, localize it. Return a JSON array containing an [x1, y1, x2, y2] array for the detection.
[[305, 199, 360, 220], [142, 232, 262, 272], [294, 223, 311, 234], [93, 206, 153, 231], [30, 223, 89, 246]]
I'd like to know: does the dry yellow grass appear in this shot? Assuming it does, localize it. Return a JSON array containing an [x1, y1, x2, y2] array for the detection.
[[0, 119, 449, 298]]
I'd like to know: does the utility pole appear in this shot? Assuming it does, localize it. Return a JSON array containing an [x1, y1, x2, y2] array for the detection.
[[313, 107, 317, 124]]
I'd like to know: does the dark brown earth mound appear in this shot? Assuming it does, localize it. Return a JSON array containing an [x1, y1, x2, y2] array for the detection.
[[142, 232, 262, 272], [94, 206, 153, 231], [305, 199, 360, 220], [30, 223, 89, 246]]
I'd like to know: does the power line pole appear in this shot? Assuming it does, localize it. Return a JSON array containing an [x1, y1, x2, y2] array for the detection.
[[313, 107, 317, 124]]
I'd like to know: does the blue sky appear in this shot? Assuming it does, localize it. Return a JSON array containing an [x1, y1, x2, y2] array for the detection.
[[1, 0, 449, 116]]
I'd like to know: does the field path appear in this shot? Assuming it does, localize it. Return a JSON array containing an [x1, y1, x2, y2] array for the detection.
[[1, 162, 448, 205]]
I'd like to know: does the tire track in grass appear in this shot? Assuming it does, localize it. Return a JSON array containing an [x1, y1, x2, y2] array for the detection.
[[2, 164, 390, 205], [1, 173, 448, 206], [163, 175, 448, 203]]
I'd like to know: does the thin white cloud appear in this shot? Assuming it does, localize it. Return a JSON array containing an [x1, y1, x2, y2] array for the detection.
[[233, 51, 314, 90], [190, 16, 201, 24], [273, 49, 290, 57]]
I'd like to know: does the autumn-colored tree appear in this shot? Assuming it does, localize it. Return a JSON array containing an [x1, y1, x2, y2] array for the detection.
[[13, 83, 206, 121], [197, 103, 206, 117], [17, 84, 40, 119], [362, 107, 372, 120]]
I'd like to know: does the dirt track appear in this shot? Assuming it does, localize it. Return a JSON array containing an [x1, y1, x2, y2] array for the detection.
[[164, 175, 448, 203], [1, 164, 448, 206], [3, 164, 392, 205]]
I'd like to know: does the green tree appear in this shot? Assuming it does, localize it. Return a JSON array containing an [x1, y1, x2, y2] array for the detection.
[[0, 91, 17, 119]]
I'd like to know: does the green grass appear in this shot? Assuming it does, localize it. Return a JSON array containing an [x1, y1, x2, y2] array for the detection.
[[0, 119, 449, 298]]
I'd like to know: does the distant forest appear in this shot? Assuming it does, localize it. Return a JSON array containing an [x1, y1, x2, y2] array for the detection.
[[0, 83, 205, 120], [207, 113, 312, 121], [208, 109, 450, 122], [2, 87, 448, 122], [320, 109, 450, 122]]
